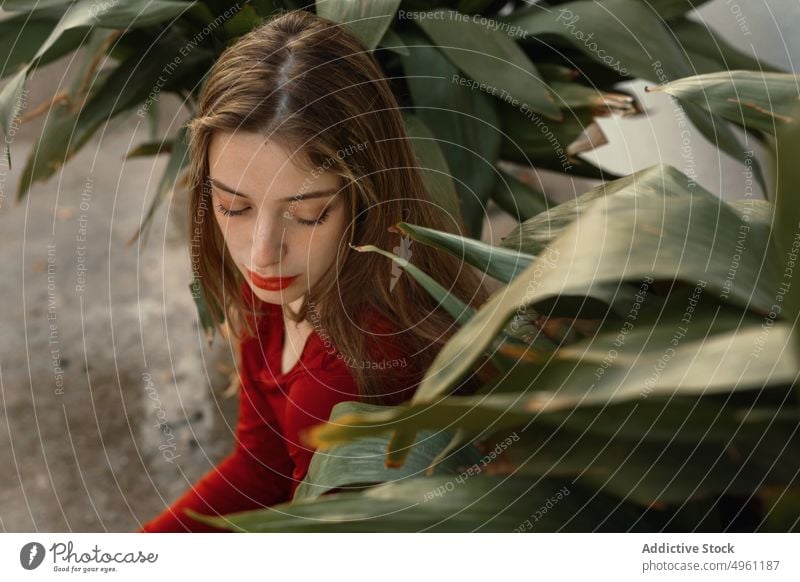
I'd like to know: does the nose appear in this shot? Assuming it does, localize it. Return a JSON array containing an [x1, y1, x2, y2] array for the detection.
[[250, 213, 286, 271]]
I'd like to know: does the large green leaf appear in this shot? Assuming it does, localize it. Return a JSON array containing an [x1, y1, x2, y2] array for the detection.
[[316, 0, 401, 50], [310, 316, 798, 449], [414, 9, 560, 120], [381, 165, 778, 458], [646, 71, 800, 135], [189, 475, 655, 532], [503, 418, 799, 505], [293, 401, 484, 501]]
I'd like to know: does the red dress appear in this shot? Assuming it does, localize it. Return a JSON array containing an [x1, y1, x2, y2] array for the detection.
[[138, 286, 400, 532]]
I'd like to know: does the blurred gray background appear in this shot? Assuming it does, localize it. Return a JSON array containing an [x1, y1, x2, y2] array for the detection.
[[0, 0, 797, 532]]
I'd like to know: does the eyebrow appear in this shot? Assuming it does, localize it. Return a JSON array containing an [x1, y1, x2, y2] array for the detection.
[[208, 177, 338, 202]]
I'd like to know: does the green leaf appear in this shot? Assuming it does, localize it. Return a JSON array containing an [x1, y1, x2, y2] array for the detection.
[[491, 165, 551, 222], [349, 241, 530, 374], [669, 17, 783, 75], [125, 139, 173, 159], [636, 0, 712, 20], [351, 243, 476, 325], [0, 11, 87, 79], [773, 101, 800, 323], [220, 5, 263, 38], [377, 27, 410, 56], [402, 113, 461, 224], [1, 0, 76, 10], [0, 0, 194, 163], [394, 221, 535, 283], [131, 125, 190, 245], [399, 30, 501, 238], [497, 101, 613, 178], [316, 0, 401, 50], [415, 9, 560, 120], [293, 401, 484, 501], [16, 52, 168, 200], [189, 475, 653, 532], [646, 71, 800, 135], [410, 164, 778, 415]]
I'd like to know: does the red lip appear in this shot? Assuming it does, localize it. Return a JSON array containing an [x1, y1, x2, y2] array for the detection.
[[247, 269, 299, 291]]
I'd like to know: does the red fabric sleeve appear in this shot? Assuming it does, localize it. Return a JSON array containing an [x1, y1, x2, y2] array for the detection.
[[137, 339, 295, 533], [283, 369, 360, 499]]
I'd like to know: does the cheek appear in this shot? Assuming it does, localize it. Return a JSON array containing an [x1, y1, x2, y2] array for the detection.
[[305, 214, 348, 264], [214, 219, 248, 257]]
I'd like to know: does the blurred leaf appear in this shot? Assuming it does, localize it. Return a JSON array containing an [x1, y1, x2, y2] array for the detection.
[[402, 113, 461, 223], [0, 0, 193, 164], [647, 71, 800, 135], [293, 400, 484, 501], [508, 0, 764, 190], [670, 17, 783, 75], [16, 51, 168, 200], [498, 101, 612, 178], [773, 101, 800, 322], [637, 0, 712, 20], [491, 165, 551, 222], [131, 125, 190, 245], [760, 487, 800, 532], [125, 139, 173, 159], [415, 8, 560, 120], [1, 0, 76, 9], [221, 5, 263, 38], [378, 27, 410, 56], [399, 30, 501, 237], [190, 475, 653, 532], [317, 0, 401, 50], [0, 12, 87, 79]]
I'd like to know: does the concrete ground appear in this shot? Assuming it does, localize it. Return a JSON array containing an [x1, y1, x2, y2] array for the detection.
[[0, 59, 242, 531]]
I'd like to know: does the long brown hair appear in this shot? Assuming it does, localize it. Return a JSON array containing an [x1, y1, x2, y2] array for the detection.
[[186, 9, 494, 405]]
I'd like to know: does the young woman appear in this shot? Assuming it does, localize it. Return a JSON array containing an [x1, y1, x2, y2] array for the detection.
[[138, 9, 491, 533]]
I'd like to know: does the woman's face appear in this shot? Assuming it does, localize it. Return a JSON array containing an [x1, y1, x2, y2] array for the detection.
[[207, 131, 349, 307]]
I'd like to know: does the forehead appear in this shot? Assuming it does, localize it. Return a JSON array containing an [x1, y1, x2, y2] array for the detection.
[[207, 131, 339, 197]]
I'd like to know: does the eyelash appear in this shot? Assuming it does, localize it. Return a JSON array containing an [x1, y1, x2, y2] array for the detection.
[[214, 203, 330, 226]]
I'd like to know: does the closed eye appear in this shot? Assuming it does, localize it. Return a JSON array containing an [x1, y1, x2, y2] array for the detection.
[[215, 203, 249, 217], [294, 209, 330, 226]]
